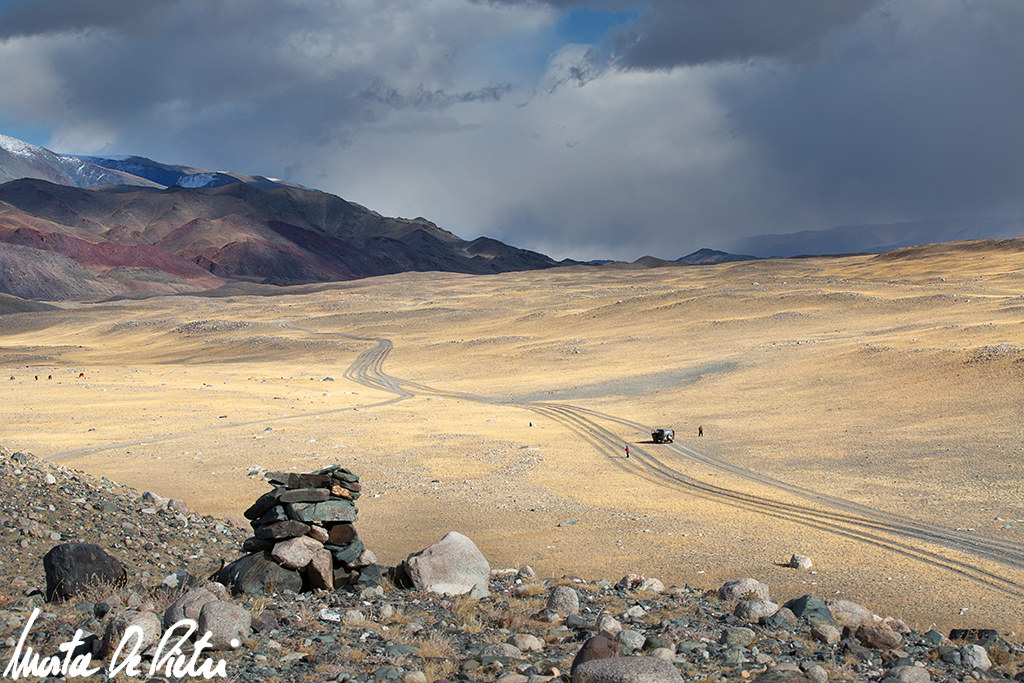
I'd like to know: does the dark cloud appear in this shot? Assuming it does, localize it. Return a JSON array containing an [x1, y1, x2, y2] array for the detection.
[[714, 1, 1024, 232], [0, 0, 176, 39], [610, 0, 877, 68], [479, 0, 878, 68]]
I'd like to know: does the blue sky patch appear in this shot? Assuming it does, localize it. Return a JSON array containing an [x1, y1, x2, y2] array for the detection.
[[555, 6, 643, 46]]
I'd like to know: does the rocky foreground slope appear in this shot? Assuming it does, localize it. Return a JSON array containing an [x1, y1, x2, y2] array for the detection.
[[1, 445, 1022, 683]]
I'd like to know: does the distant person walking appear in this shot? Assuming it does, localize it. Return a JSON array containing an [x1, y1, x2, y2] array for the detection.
[[625, 446, 629, 458], [698, 426, 703, 437]]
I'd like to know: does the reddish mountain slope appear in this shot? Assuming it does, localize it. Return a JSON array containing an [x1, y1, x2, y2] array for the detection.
[[0, 179, 557, 300]]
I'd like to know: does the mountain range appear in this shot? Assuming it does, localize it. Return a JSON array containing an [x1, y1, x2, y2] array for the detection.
[[0, 135, 558, 300], [1, 133, 1022, 302]]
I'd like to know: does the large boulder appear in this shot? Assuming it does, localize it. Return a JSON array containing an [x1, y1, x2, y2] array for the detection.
[[400, 531, 490, 597], [217, 551, 303, 596], [43, 543, 127, 601], [571, 636, 623, 679]]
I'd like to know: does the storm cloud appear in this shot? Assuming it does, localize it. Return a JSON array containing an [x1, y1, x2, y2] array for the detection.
[[1, 0, 1023, 260]]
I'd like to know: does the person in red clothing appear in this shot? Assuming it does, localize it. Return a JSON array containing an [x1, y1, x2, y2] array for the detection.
[[625, 446, 630, 458], [698, 425, 703, 437]]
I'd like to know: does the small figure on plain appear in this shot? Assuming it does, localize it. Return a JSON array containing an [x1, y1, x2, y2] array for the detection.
[[698, 425, 703, 437], [625, 446, 630, 458]]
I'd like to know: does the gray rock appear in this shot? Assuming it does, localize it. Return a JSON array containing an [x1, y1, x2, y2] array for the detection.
[[329, 538, 365, 565], [855, 623, 902, 650], [278, 487, 331, 503], [253, 520, 311, 540], [804, 664, 828, 683], [141, 491, 169, 508], [101, 610, 161, 657], [617, 629, 646, 651], [649, 647, 675, 661], [252, 505, 289, 527], [721, 626, 756, 648], [164, 587, 218, 629], [285, 499, 357, 523], [217, 551, 303, 596], [886, 665, 931, 682], [811, 623, 841, 645], [271, 535, 323, 569], [959, 643, 991, 671], [495, 675, 528, 683], [197, 600, 251, 650], [306, 548, 334, 590], [788, 554, 813, 569], [517, 565, 537, 580], [753, 669, 813, 682], [43, 542, 127, 601], [637, 577, 665, 593], [735, 599, 779, 622], [621, 605, 647, 623], [572, 655, 683, 682], [547, 585, 581, 616], [826, 599, 872, 627], [719, 578, 770, 602], [596, 614, 623, 637], [509, 633, 544, 652], [401, 531, 490, 596], [760, 607, 798, 630], [243, 487, 285, 520], [353, 547, 377, 568], [480, 642, 523, 659], [784, 595, 836, 627]]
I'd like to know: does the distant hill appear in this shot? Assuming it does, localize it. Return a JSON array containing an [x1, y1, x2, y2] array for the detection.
[[0, 178, 557, 300], [732, 217, 1024, 258], [674, 248, 758, 265]]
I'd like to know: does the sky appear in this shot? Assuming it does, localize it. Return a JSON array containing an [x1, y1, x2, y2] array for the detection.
[[0, 0, 1023, 261]]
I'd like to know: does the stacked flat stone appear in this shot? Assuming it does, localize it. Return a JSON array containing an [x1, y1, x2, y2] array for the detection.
[[227, 465, 380, 594]]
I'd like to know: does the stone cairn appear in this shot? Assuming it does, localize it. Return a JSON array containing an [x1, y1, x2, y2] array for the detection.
[[219, 465, 380, 595]]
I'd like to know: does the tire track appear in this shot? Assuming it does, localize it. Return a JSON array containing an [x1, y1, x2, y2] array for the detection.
[[334, 328, 1024, 597]]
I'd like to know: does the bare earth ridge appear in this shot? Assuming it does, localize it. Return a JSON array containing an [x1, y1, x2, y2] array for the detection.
[[1, 241, 1022, 637]]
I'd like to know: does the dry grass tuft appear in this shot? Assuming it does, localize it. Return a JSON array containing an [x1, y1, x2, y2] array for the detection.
[[415, 630, 457, 660]]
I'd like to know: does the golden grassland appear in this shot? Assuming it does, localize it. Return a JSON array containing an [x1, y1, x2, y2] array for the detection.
[[1, 239, 1023, 636]]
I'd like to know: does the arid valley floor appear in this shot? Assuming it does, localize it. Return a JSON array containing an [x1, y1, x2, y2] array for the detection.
[[2, 240, 1023, 638]]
